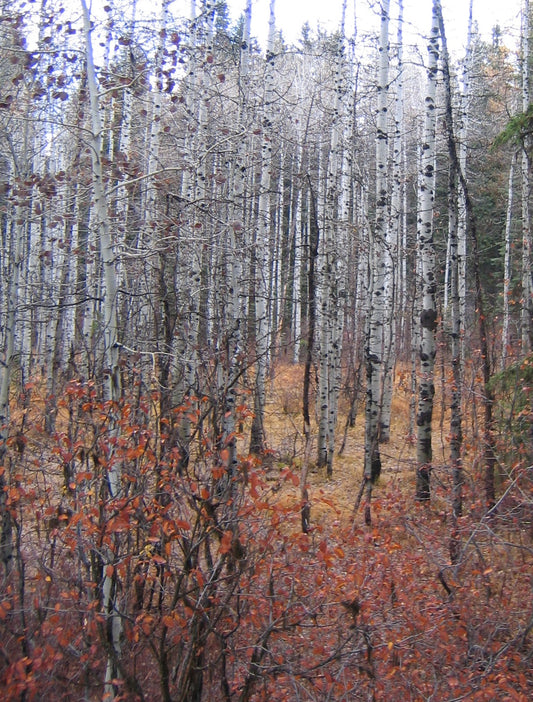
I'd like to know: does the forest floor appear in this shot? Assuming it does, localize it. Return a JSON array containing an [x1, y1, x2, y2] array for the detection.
[[246, 362, 533, 700], [260, 362, 451, 524]]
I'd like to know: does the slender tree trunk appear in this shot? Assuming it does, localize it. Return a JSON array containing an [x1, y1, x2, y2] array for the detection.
[[449, 165, 463, 524], [81, 0, 123, 694], [220, 0, 252, 495], [317, 9, 347, 475], [250, 0, 276, 454], [360, 0, 389, 524], [45, 182, 76, 437], [301, 176, 320, 533], [437, 4, 464, 554], [502, 152, 517, 370], [521, 0, 532, 354], [457, 0, 473, 359], [381, 0, 405, 442], [0, 213, 25, 574], [415, 0, 439, 502], [436, 2, 497, 509], [291, 143, 303, 364]]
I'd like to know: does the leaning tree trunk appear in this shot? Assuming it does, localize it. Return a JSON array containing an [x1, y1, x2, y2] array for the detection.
[[436, 1, 497, 510], [415, 0, 439, 502], [437, 4, 464, 556]]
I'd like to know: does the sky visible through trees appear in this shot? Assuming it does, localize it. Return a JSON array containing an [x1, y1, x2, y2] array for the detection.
[[228, 0, 521, 51]]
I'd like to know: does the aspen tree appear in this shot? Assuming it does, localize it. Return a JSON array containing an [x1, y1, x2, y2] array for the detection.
[[415, 0, 439, 502], [34, 4, 64, 411], [184, 0, 211, 394], [331, 14, 355, 462], [456, 0, 473, 356], [268, 147, 284, 365], [302, 174, 320, 533], [0, 15, 37, 568], [0, 207, 25, 574], [220, 0, 252, 491], [44, 42, 93, 433], [81, 0, 121, 411], [249, 0, 276, 454], [112, 0, 137, 291], [359, 0, 390, 524], [139, 0, 172, 424], [168, 0, 215, 467], [80, 0, 123, 693], [317, 0, 348, 475], [436, 1, 497, 509], [291, 140, 304, 363], [520, 0, 532, 353], [408, 133, 424, 439], [44, 173, 76, 436], [291, 54, 317, 367], [436, 2, 464, 537], [381, 0, 405, 443], [502, 152, 517, 370]]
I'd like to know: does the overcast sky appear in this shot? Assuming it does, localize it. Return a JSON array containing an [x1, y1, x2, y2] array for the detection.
[[225, 0, 522, 54]]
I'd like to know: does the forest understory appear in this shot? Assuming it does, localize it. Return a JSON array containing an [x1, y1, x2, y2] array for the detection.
[[0, 359, 532, 702]]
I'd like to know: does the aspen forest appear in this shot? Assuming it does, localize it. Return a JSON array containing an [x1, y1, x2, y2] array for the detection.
[[1, 0, 533, 698]]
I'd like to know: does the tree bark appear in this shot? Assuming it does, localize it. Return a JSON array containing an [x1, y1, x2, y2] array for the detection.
[[301, 175, 320, 532], [381, 0, 405, 443], [436, 3, 465, 548], [250, 0, 277, 454], [436, 1, 497, 510], [81, 0, 123, 693], [360, 0, 390, 523], [521, 0, 532, 354], [416, 0, 439, 502], [502, 152, 517, 370], [317, 8, 348, 475], [0, 211, 25, 575]]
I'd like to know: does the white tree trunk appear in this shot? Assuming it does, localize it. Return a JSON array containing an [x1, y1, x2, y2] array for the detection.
[[361, 0, 390, 523], [81, 0, 121, 406], [81, 0, 123, 693], [457, 0, 473, 357], [292, 142, 303, 363], [502, 152, 517, 369], [381, 0, 405, 443], [317, 12, 347, 474], [416, 0, 439, 501], [521, 0, 532, 354], [0, 212, 25, 573], [436, 0, 464, 532], [220, 0, 252, 491], [250, 0, 276, 454]]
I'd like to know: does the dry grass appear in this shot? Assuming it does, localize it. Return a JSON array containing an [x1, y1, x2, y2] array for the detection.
[[260, 362, 455, 524]]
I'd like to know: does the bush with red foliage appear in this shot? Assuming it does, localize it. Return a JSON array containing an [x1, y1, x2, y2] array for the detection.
[[0, 380, 532, 700]]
